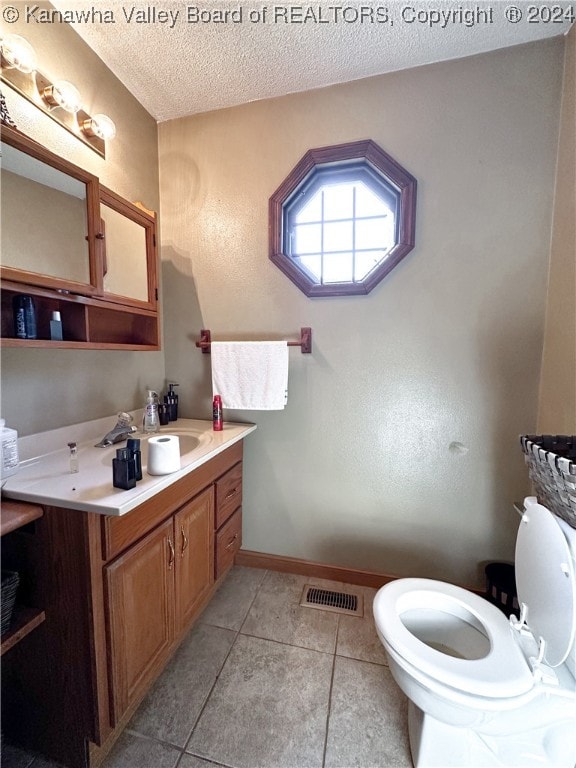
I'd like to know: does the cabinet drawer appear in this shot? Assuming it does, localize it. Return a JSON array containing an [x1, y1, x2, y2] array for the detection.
[[215, 507, 242, 580], [215, 462, 242, 529]]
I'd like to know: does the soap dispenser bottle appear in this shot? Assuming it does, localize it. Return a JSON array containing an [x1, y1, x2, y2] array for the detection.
[[142, 390, 160, 434]]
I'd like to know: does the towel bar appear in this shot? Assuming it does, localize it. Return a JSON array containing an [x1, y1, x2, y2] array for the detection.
[[195, 327, 312, 354]]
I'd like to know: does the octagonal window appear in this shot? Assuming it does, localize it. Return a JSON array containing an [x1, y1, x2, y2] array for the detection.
[[269, 140, 417, 297]]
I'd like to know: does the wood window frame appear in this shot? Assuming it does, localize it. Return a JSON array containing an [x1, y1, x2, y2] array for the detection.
[[269, 140, 417, 297]]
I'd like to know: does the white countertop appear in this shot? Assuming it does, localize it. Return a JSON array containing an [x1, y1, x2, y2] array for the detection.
[[1, 417, 256, 516]]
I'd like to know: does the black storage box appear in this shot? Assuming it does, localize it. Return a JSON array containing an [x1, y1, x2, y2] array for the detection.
[[485, 562, 518, 617]]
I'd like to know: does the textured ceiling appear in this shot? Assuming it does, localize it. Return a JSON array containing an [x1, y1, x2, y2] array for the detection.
[[51, 1, 574, 122]]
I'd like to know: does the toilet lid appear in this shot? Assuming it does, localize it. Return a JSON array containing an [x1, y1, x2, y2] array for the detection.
[[515, 502, 576, 667]]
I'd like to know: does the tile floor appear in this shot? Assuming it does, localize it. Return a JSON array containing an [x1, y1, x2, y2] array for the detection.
[[2, 567, 412, 768]]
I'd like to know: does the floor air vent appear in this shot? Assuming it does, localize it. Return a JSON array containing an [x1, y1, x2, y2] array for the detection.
[[300, 585, 363, 617]]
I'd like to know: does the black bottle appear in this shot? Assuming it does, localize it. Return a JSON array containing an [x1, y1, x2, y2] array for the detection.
[[158, 403, 170, 426], [165, 383, 179, 421], [13, 295, 37, 339], [113, 448, 136, 490], [126, 438, 142, 481]]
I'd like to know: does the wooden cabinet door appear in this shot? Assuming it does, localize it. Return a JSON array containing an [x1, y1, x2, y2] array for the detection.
[[105, 518, 175, 724], [175, 487, 214, 633]]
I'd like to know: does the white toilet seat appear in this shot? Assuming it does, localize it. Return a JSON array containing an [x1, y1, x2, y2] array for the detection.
[[373, 578, 534, 699]]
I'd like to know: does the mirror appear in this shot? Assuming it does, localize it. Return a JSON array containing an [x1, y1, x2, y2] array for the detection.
[[2, 143, 90, 284], [99, 187, 157, 309], [0, 126, 100, 294], [0, 126, 158, 313]]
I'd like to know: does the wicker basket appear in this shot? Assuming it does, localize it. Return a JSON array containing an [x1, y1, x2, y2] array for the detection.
[[520, 435, 576, 529], [1, 570, 20, 636]]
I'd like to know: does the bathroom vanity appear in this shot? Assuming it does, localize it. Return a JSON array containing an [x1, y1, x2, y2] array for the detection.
[[1, 419, 256, 768]]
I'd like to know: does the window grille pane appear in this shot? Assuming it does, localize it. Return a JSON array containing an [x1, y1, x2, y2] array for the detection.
[[293, 223, 322, 255], [355, 250, 389, 281], [324, 221, 353, 252], [355, 217, 393, 251], [355, 183, 391, 217], [296, 191, 322, 224], [296, 254, 322, 282], [324, 252, 354, 283], [323, 184, 354, 221]]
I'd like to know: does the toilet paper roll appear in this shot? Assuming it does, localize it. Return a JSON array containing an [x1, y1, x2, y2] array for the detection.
[[147, 435, 181, 475]]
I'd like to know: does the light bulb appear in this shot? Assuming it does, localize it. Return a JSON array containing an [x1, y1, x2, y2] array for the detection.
[[83, 113, 116, 141], [43, 80, 82, 113], [0, 34, 37, 74]]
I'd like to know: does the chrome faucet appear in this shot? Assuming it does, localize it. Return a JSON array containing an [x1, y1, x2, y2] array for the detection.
[[95, 412, 137, 448]]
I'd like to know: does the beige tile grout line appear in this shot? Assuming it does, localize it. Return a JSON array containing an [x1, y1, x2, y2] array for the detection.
[[181, 569, 271, 766], [322, 614, 341, 768]]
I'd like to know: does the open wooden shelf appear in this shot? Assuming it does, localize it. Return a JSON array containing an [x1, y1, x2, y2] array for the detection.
[[1, 280, 160, 350], [1, 606, 46, 657], [1, 500, 46, 656], [1, 501, 43, 537]]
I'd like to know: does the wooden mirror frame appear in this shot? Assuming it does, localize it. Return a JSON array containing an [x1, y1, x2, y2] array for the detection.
[[99, 186, 158, 312], [0, 124, 102, 296]]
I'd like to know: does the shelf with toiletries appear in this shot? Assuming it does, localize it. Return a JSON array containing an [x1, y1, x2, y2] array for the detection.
[[0, 125, 160, 351], [1, 281, 159, 350]]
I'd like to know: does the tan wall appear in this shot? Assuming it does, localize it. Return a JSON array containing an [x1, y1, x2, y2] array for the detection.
[[159, 39, 564, 587], [0, 10, 568, 586], [538, 25, 576, 433], [1, 2, 163, 435]]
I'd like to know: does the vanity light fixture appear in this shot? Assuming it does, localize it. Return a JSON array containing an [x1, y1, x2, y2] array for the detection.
[[41, 80, 83, 114], [0, 34, 37, 74], [0, 33, 116, 158], [81, 113, 117, 141]]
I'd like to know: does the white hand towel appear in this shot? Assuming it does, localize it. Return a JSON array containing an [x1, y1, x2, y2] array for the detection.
[[211, 341, 289, 410]]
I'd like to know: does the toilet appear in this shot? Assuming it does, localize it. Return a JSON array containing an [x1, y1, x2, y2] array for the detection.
[[373, 498, 576, 767]]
